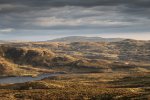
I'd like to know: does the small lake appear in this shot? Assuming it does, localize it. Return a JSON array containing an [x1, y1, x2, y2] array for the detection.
[[0, 73, 61, 84]]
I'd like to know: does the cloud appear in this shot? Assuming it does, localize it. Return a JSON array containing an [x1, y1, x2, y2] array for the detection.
[[0, 28, 15, 33], [1, 0, 150, 7], [0, 0, 150, 33]]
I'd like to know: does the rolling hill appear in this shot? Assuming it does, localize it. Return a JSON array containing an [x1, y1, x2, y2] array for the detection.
[[48, 36, 124, 42], [0, 39, 150, 100], [0, 39, 150, 76]]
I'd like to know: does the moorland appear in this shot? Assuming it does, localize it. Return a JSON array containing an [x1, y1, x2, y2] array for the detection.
[[0, 37, 149, 100]]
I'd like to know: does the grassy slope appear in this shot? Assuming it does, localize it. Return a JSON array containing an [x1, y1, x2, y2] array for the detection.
[[0, 72, 149, 100]]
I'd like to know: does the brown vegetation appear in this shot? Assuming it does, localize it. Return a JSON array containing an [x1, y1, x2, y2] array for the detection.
[[0, 39, 149, 99]]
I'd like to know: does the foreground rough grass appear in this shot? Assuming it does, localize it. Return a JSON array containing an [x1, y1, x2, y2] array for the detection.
[[0, 72, 149, 100]]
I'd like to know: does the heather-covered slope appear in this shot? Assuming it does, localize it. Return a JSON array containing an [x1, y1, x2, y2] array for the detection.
[[0, 39, 150, 76], [0, 39, 150, 100], [0, 46, 56, 76]]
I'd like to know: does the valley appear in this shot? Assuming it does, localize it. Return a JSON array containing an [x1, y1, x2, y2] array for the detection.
[[0, 38, 150, 99]]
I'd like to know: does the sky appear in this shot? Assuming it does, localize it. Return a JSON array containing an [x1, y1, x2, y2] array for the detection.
[[0, 0, 150, 41]]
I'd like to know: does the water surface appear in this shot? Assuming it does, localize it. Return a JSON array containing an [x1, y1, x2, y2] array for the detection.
[[0, 73, 60, 84]]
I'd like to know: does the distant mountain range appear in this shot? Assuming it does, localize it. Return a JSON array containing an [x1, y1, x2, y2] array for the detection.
[[48, 36, 125, 42]]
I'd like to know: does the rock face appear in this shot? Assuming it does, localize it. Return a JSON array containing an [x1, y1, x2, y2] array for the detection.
[[0, 46, 55, 67]]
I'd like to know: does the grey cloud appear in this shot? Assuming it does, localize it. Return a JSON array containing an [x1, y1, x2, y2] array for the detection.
[[0, 0, 150, 33], [0, 0, 150, 7]]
